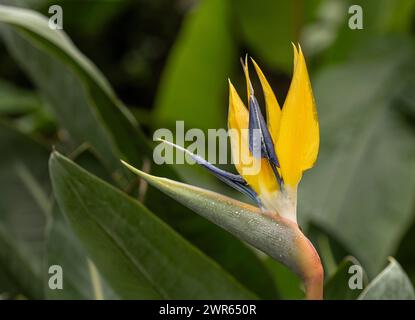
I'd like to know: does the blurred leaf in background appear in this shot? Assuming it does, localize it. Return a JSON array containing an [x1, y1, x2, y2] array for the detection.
[[320, 0, 415, 64], [0, 121, 49, 298], [235, 0, 322, 72], [154, 0, 236, 132], [0, 79, 40, 115], [299, 37, 415, 277]]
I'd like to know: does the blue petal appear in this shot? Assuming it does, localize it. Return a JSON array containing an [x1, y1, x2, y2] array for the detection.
[[157, 139, 261, 205], [248, 94, 280, 167]]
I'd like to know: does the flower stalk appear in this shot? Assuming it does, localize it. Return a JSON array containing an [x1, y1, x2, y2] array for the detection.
[[261, 210, 323, 300], [291, 222, 324, 300]]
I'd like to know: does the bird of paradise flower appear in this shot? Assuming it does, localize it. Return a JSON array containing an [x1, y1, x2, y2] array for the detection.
[[122, 44, 323, 299]]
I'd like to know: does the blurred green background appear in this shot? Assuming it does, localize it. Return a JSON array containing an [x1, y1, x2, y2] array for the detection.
[[0, 0, 415, 299]]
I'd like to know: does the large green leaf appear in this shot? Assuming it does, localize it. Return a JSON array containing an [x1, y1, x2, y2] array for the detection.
[[359, 258, 415, 300], [46, 204, 117, 300], [299, 38, 415, 276], [0, 3, 149, 170], [46, 147, 117, 299], [0, 120, 49, 298], [153, 0, 236, 131], [49, 151, 256, 299]]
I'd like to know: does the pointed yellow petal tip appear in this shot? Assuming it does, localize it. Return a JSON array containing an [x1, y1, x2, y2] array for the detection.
[[291, 42, 299, 69], [241, 55, 253, 101], [276, 43, 319, 187], [290, 41, 296, 53], [227, 80, 240, 106]]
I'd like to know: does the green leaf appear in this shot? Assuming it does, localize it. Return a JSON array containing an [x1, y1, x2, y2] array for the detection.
[[324, 257, 366, 300], [46, 204, 117, 300], [299, 38, 415, 276], [49, 151, 256, 299], [0, 4, 150, 170], [359, 258, 415, 300], [153, 0, 236, 131], [122, 161, 314, 283], [46, 147, 117, 299], [0, 120, 50, 298]]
